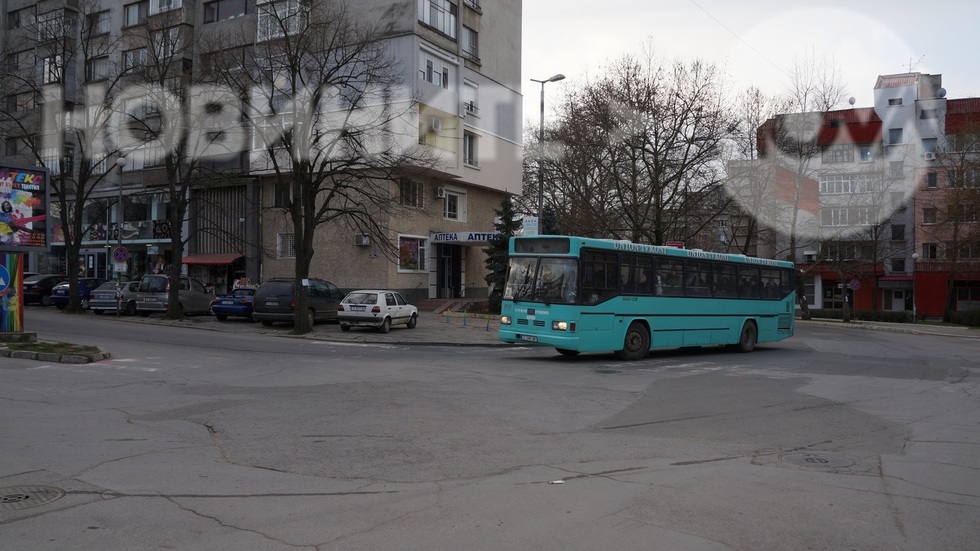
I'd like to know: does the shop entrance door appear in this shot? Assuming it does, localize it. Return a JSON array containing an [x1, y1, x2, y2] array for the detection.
[[436, 244, 462, 298]]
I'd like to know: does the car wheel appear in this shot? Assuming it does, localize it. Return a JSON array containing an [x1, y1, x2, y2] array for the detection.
[[407, 314, 417, 329], [378, 317, 391, 334], [615, 322, 650, 361], [81, 299, 90, 310], [124, 301, 137, 316], [308, 309, 316, 327], [41, 296, 52, 306], [215, 314, 228, 321], [261, 319, 273, 327], [248, 314, 258, 323], [340, 324, 351, 332]]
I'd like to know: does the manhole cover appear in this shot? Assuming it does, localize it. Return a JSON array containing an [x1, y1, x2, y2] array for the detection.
[[593, 369, 622, 374], [0, 486, 66, 511], [780, 452, 854, 469]]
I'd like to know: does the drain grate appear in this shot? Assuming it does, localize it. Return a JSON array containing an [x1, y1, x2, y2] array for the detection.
[[780, 451, 854, 469], [0, 486, 66, 511]]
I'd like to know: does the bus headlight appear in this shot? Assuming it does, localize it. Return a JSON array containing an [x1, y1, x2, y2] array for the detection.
[[500, 315, 512, 325], [552, 321, 575, 331]]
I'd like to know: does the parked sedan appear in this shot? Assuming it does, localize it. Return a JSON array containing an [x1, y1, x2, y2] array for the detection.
[[89, 281, 141, 315], [337, 290, 418, 333], [50, 277, 108, 310], [210, 287, 258, 321], [22, 274, 67, 306]]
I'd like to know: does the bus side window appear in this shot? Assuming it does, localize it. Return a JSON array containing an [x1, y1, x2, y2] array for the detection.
[[658, 258, 684, 297], [761, 269, 781, 299], [738, 267, 761, 298], [712, 264, 736, 298]]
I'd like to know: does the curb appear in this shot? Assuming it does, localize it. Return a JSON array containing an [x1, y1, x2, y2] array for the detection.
[[0, 344, 112, 364]]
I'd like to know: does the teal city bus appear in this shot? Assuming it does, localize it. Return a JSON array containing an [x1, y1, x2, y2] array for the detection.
[[498, 236, 795, 360]]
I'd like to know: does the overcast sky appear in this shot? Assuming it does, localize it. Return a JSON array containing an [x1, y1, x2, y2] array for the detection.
[[521, 0, 980, 125]]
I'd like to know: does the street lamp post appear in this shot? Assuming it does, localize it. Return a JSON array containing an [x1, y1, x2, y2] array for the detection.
[[114, 157, 127, 316], [530, 73, 565, 227], [911, 252, 919, 322]]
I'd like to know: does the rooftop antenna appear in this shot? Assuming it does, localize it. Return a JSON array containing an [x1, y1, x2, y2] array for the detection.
[[906, 54, 925, 73]]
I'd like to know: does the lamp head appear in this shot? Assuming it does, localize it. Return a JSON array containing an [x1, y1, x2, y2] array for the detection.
[[115, 157, 128, 168], [547, 74, 566, 83]]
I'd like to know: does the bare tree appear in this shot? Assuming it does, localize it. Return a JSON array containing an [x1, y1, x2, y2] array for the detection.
[[203, 0, 433, 334], [0, 1, 126, 312], [541, 51, 735, 245]]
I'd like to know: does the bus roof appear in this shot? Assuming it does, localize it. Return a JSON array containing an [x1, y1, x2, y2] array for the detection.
[[510, 235, 794, 269]]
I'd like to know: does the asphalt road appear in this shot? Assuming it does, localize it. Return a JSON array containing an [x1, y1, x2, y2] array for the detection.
[[1, 308, 978, 550]]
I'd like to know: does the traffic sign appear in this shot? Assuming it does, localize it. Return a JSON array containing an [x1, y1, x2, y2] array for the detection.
[[0, 265, 9, 293], [849, 279, 860, 291], [112, 246, 129, 263]]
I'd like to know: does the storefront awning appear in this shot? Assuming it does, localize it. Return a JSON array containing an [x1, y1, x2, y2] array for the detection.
[[181, 253, 244, 265]]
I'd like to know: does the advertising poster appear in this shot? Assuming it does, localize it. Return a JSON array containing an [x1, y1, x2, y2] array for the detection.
[[0, 253, 24, 333], [0, 164, 50, 252]]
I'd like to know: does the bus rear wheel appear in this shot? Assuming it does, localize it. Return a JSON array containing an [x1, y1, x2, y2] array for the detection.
[[615, 322, 649, 361], [734, 321, 757, 353], [555, 348, 580, 356]]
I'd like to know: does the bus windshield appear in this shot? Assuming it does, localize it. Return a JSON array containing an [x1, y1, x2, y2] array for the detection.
[[504, 257, 578, 304]]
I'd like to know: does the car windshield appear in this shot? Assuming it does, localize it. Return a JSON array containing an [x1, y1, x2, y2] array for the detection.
[[255, 281, 293, 297], [503, 257, 578, 304], [343, 292, 377, 304], [229, 288, 255, 297]]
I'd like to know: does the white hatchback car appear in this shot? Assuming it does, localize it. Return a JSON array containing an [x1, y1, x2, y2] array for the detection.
[[337, 290, 418, 333]]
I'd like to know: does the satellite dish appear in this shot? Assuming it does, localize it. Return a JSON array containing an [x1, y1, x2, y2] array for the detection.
[[937, 87, 947, 98], [848, 97, 856, 105]]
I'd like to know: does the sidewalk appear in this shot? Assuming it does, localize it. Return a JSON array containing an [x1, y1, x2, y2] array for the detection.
[[797, 318, 979, 339]]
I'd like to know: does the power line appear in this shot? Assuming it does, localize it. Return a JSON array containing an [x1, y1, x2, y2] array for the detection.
[[686, 0, 793, 81]]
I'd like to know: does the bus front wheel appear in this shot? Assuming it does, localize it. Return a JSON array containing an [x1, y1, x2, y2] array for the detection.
[[615, 322, 649, 361], [556, 348, 580, 357], [734, 321, 757, 353]]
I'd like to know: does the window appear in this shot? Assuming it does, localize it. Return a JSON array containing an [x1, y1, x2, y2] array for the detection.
[[888, 128, 904, 144], [123, 2, 148, 26], [927, 172, 938, 188], [821, 143, 853, 164], [123, 48, 147, 71], [443, 190, 465, 221], [87, 11, 110, 35], [276, 233, 295, 258], [922, 138, 937, 154], [888, 98, 903, 106], [257, 0, 303, 41], [922, 243, 938, 259], [859, 145, 874, 162], [399, 178, 424, 208], [949, 169, 980, 188], [37, 9, 75, 40], [5, 137, 23, 156], [151, 0, 183, 15], [891, 192, 905, 210], [7, 50, 33, 72], [818, 173, 882, 195], [419, 50, 453, 89], [462, 26, 478, 59], [6, 91, 35, 113], [273, 181, 292, 207], [891, 224, 905, 241], [922, 208, 938, 225], [889, 161, 904, 179], [891, 258, 905, 272], [462, 131, 477, 166], [7, 6, 35, 30], [419, 0, 457, 39], [86, 56, 109, 82], [204, 0, 246, 23], [398, 235, 428, 272], [42, 55, 63, 84], [153, 27, 181, 58], [954, 203, 978, 223], [920, 108, 938, 120], [463, 81, 478, 116]]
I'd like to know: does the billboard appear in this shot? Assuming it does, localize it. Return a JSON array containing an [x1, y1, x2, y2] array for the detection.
[[0, 164, 50, 251]]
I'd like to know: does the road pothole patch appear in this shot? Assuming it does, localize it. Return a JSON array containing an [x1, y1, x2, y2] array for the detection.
[[780, 451, 854, 469]]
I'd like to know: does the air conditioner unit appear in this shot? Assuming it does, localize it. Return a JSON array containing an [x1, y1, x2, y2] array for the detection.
[[354, 234, 370, 247], [428, 117, 442, 133], [924, 151, 937, 161], [803, 251, 817, 262], [434, 187, 446, 199]]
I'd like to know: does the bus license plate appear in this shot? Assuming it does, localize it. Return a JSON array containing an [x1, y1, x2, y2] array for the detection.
[[520, 335, 538, 343]]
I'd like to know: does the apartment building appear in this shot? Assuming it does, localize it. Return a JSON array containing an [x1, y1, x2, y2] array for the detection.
[[747, 72, 980, 317], [0, 0, 522, 301]]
